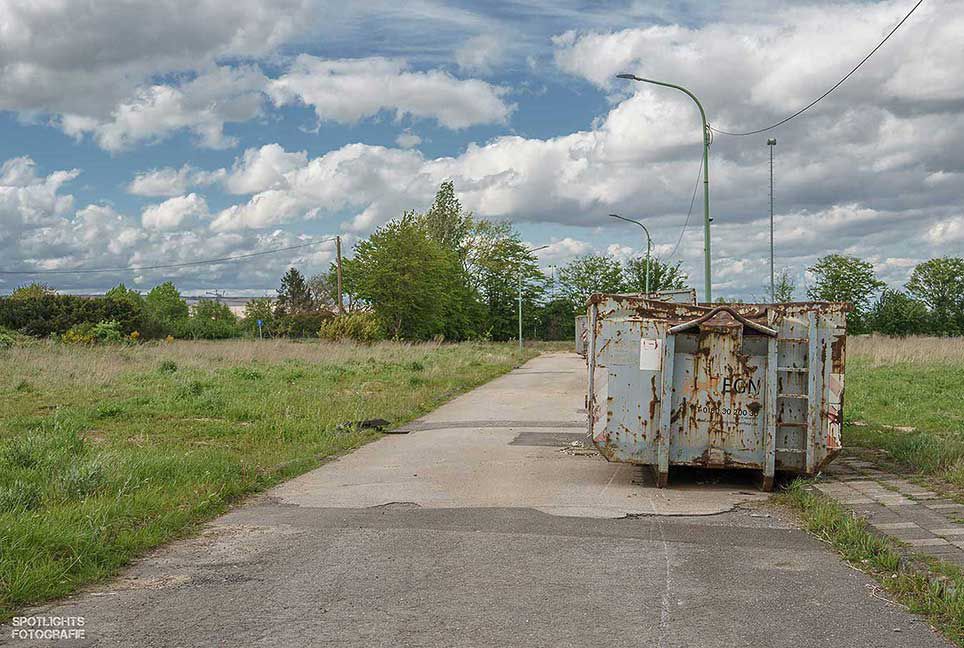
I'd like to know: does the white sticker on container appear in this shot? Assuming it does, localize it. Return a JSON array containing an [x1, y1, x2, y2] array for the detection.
[[639, 338, 662, 370]]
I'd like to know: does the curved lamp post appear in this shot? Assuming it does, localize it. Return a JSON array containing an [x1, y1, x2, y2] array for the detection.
[[519, 244, 550, 349], [610, 213, 652, 294], [617, 73, 712, 302]]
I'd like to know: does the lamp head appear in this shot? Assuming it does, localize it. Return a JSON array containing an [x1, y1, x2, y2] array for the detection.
[[767, 138, 777, 145]]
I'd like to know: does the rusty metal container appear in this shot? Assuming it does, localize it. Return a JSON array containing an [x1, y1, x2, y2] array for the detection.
[[586, 296, 850, 490], [575, 315, 588, 356], [577, 290, 694, 356], [643, 288, 697, 304]]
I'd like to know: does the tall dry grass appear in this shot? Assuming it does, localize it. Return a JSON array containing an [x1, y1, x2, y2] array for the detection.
[[0, 338, 453, 390], [848, 334, 964, 366]]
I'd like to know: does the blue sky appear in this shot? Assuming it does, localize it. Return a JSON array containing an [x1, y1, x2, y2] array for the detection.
[[1, 0, 961, 299]]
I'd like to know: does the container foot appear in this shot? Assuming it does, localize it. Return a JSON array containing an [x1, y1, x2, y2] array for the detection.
[[759, 474, 774, 492], [651, 467, 668, 488]]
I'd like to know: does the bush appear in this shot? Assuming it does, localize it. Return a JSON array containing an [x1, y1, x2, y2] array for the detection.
[[92, 320, 124, 343], [61, 319, 125, 345], [241, 297, 276, 337], [278, 311, 333, 338], [0, 327, 14, 349], [61, 323, 96, 345], [318, 312, 384, 343], [169, 317, 242, 340], [0, 294, 141, 337]]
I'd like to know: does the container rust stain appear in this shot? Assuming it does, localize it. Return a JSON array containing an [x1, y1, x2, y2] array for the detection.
[[584, 296, 851, 490]]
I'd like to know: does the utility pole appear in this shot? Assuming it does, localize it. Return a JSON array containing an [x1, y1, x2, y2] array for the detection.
[[205, 289, 225, 303], [767, 138, 776, 302], [519, 244, 550, 350], [518, 271, 523, 350], [335, 235, 344, 314], [610, 214, 652, 294], [617, 73, 712, 302]]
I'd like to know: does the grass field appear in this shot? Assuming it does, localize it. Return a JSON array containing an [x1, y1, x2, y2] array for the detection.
[[845, 335, 964, 484], [0, 339, 537, 618]]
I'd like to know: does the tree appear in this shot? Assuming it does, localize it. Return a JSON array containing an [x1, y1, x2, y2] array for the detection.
[[308, 270, 338, 311], [870, 290, 929, 336], [906, 257, 964, 335], [464, 220, 544, 341], [807, 255, 884, 332], [773, 269, 797, 302], [144, 281, 188, 324], [537, 298, 577, 341], [557, 255, 625, 311], [275, 267, 314, 315], [192, 300, 236, 321], [350, 213, 470, 340], [419, 180, 472, 258], [9, 282, 54, 300], [241, 298, 276, 336], [623, 257, 687, 293], [105, 283, 144, 310]]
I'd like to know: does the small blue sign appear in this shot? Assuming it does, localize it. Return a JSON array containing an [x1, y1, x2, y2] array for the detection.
[[256, 319, 263, 327]]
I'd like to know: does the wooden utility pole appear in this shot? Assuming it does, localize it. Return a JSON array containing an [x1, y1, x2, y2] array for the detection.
[[335, 235, 344, 314]]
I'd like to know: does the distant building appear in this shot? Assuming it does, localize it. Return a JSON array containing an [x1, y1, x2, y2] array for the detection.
[[182, 295, 272, 317]]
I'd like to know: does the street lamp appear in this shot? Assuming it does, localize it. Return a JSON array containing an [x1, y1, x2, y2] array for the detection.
[[617, 73, 712, 302], [519, 244, 550, 350], [767, 138, 777, 301], [610, 213, 652, 294]]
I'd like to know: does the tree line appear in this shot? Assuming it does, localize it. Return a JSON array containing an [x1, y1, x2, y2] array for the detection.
[[0, 276, 331, 343], [4, 181, 958, 344], [805, 254, 964, 336], [309, 181, 688, 341]]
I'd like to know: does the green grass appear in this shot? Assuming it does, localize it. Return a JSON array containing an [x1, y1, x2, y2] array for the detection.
[[778, 481, 964, 645], [845, 352, 964, 483], [0, 339, 538, 619]]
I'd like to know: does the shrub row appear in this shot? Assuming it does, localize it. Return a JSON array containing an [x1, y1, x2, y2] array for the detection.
[[0, 295, 140, 337]]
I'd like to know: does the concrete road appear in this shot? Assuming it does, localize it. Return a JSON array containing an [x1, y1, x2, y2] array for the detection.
[[3, 353, 950, 647]]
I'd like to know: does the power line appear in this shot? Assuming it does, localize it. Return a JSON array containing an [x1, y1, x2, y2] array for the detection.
[[0, 237, 338, 276], [668, 154, 704, 259], [710, 0, 925, 137]]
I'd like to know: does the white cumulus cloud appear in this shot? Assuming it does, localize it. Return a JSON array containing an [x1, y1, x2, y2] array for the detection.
[[141, 194, 209, 231], [267, 55, 514, 129]]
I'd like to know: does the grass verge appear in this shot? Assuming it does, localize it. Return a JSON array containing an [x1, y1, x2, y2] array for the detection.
[[845, 335, 964, 485], [778, 480, 964, 645], [0, 339, 538, 619]]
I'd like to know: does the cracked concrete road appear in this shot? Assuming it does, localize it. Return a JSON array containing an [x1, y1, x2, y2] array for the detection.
[[3, 352, 951, 647]]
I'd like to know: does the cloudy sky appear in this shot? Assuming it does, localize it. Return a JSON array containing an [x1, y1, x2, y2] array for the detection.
[[1, 0, 960, 299]]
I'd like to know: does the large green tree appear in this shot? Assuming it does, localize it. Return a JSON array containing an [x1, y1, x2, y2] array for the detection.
[[557, 255, 625, 311], [105, 283, 143, 310], [465, 220, 544, 341], [419, 179, 473, 259], [275, 267, 314, 315], [906, 257, 964, 335], [349, 213, 472, 340], [622, 257, 687, 294], [870, 289, 929, 336], [807, 255, 884, 332], [144, 281, 188, 324]]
